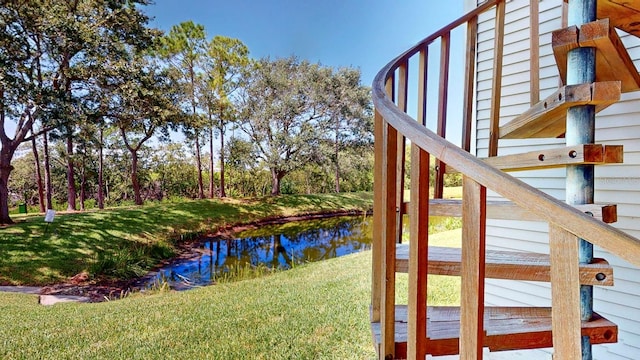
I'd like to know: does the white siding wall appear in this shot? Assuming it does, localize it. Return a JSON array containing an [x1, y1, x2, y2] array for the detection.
[[467, 0, 640, 358]]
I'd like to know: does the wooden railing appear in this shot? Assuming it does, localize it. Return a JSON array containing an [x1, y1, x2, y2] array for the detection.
[[371, 0, 640, 358]]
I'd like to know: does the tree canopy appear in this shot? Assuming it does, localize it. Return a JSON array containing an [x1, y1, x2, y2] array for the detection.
[[1, 5, 374, 223]]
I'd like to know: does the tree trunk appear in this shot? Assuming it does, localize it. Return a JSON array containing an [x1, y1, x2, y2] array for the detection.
[[208, 121, 215, 198], [334, 117, 340, 193], [0, 164, 13, 225], [43, 131, 53, 210], [97, 127, 104, 209], [219, 122, 226, 198], [66, 127, 77, 211], [31, 130, 45, 213], [79, 153, 86, 211], [195, 136, 204, 199], [130, 150, 143, 205], [270, 169, 284, 196]]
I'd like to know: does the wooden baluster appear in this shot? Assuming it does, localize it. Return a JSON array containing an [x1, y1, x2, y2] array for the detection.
[[380, 76, 397, 360], [549, 225, 582, 359], [372, 109, 384, 325], [530, 0, 540, 105], [488, 0, 506, 157], [435, 32, 451, 199], [463, 17, 478, 153], [460, 176, 487, 360], [419, 44, 428, 127], [407, 45, 430, 360], [397, 62, 408, 244]]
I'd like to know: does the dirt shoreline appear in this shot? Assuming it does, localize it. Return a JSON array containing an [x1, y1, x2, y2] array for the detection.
[[36, 209, 370, 302]]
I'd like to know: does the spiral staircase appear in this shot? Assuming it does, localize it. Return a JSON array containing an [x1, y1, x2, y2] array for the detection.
[[370, 0, 640, 359]]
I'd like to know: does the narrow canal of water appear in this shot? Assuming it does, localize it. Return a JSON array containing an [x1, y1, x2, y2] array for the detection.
[[148, 215, 372, 289]]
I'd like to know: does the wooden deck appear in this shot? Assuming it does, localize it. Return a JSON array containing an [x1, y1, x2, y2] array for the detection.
[[371, 306, 617, 358]]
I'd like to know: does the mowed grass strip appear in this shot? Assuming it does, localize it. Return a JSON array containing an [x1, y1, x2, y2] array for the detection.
[[0, 252, 375, 359], [0, 193, 373, 285]]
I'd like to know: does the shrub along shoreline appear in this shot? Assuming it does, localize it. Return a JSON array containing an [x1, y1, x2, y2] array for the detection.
[[0, 192, 373, 287]]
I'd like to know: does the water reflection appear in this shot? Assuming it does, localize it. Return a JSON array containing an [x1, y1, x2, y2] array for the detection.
[[149, 215, 372, 289]]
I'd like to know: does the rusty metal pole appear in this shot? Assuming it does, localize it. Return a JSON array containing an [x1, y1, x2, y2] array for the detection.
[[566, 0, 596, 359]]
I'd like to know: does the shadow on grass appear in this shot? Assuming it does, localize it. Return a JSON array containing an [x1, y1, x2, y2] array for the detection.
[[0, 193, 373, 285]]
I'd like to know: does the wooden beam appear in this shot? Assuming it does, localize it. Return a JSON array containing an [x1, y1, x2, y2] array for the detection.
[[483, 144, 623, 172], [597, 0, 640, 38], [395, 245, 614, 286], [499, 81, 620, 139], [554, 19, 640, 93], [402, 199, 617, 224], [488, 0, 506, 157], [371, 306, 617, 358], [460, 177, 487, 360], [549, 225, 582, 359], [407, 145, 430, 359], [580, 18, 640, 93]]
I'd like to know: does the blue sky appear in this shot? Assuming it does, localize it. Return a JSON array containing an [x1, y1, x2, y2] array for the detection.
[[144, 0, 464, 87]]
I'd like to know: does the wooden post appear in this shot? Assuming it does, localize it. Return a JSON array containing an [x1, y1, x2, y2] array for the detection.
[[372, 110, 384, 324], [460, 176, 487, 360], [530, 0, 540, 105], [565, 0, 596, 358], [397, 62, 408, 244], [380, 77, 398, 360], [550, 225, 583, 359], [488, 0, 506, 157], [435, 32, 451, 199], [407, 145, 430, 359], [463, 17, 478, 153]]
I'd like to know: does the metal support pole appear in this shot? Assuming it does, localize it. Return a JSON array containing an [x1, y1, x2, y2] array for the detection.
[[566, 0, 596, 359]]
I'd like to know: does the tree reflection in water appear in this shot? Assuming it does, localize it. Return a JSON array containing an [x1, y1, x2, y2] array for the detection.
[[150, 215, 372, 289]]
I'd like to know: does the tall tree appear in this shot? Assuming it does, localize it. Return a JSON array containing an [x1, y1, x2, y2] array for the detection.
[[201, 36, 249, 198], [317, 67, 372, 192], [0, 0, 155, 223], [237, 57, 326, 196], [161, 21, 208, 199], [104, 54, 181, 206]]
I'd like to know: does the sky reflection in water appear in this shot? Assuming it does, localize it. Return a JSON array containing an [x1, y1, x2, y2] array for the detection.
[[149, 215, 372, 289]]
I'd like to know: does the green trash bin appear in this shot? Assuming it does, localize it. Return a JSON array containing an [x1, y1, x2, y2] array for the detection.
[[18, 203, 27, 214]]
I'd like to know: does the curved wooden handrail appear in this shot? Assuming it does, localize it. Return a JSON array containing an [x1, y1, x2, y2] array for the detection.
[[372, 5, 640, 268]]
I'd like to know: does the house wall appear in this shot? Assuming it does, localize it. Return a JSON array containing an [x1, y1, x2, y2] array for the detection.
[[466, 0, 640, 358]]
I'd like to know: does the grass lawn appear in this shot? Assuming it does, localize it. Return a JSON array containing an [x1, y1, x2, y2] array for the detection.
[[0, 193, 373, 285], [0, 190, 464, 359], [0, 228, 461, 360]]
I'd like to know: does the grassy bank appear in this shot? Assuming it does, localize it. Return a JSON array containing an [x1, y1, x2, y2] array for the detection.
[[0, 227, 461, 360], [0, 193, 372, 285]]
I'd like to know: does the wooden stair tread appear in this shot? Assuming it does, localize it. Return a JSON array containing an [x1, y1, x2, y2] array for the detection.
[[598, 0, 640, 38], [371, 306, 617, 358], [395, 244, 614, 286], [483, 144, 623, 172], [499, 81, 621, 139], [402, 199, 618, 224], [553, 18, 640, 93]]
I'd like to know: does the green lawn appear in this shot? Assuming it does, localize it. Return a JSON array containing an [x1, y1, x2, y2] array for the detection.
[[0, 191, 464, 359], [0, 228, 461, 360], [0, 193, 373, 285]]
